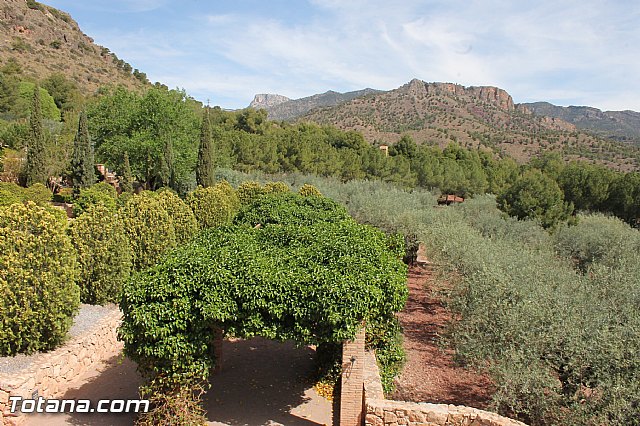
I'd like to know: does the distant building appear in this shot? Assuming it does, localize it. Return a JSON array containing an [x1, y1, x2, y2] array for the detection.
[[437, 194, 464, 205], [379, 145, 389, 156]]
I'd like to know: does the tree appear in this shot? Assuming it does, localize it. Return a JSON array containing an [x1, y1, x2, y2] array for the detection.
[[196, 107, 214, 187], [497, 168, 573, 229], [390, 134, 418, 158], [120, 151, 134, 193], [70, 111, 96, 192], [161, 138, 176, 190], [23, 85, 47, 186]]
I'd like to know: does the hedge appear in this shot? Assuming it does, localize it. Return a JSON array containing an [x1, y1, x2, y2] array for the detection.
[[0, 202, 79, 355], [69, 204, 132, 304]]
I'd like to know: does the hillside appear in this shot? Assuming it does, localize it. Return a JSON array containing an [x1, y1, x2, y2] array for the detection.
[[300, 79, 640, 171], [250, 88, 381, 121], [521, 102, 640, 145], [0, 0, 147, 95]]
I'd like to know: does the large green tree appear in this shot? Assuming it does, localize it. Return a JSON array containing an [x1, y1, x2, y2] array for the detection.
[[23, 86, 47, 186], [497, 168, 573, 229], [70, 111, 96, 191]]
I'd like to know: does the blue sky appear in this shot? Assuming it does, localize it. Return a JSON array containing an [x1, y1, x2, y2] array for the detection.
[[45, 0, 640, 111]]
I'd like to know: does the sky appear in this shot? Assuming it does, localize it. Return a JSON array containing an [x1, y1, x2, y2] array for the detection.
[[44, 0, 640, 111]]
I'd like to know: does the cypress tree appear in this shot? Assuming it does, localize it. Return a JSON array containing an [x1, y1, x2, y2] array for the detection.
[[196, 107, 214, 187], [120, 152, 134, 193], [24, 85, 47, 186], [70, 110, 96, 192]]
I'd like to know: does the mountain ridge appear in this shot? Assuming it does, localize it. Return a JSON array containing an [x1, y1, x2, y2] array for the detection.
[[296, 78, 639, 170], [0, 0, 147, 95], [250, 87, 381, 121]]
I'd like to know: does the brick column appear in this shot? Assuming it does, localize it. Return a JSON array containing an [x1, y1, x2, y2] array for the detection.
[[211, 327, 223, 373], [340, 327, 366, 426]]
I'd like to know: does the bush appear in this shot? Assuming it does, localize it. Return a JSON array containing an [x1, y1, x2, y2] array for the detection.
[[69, 204, 132, 304], [0, 182, 24, 206], [23, 183, 51, 205], [237, 181, 265, 204], [187, 182, 239, 229], [298, 183, 322, 197], [155, 189, 198, 246], [264, 181, 290, 194], [0, 182, 51, 207], [554, 213, 640, 272], [234, 192, 351, 227], [73, 182, 117, 216], [120, 193, 176, 270], [0, 202, 79, 355]]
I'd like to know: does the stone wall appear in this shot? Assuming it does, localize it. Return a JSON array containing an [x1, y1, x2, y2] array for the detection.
[[363, 350, 527, 426], [0, 309, 122, 426]]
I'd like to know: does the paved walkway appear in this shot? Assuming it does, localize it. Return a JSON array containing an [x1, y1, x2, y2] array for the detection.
[[24, 338, 331, 426]]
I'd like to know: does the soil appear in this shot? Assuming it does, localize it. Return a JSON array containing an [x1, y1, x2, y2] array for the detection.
[[391, 263, 495, 409]]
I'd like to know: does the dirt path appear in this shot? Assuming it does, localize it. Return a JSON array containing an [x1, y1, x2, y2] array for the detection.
[[391, 264, 494, 408], [25, 338, 331, 426]]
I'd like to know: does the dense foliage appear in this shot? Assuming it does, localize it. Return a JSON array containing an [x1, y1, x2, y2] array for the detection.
[[154, 189, 199, 246], [0, 182, 51, 207], [69, 204, 132, 304], [120, 192, 177, 270], [119, 192, 408, 423], [0, 202, 79, 355], [186, 181, 239, 229], [497, 168, 573, 229], [70, 111, 96, 191], [218, 169, 640, 425], [72, 181, 117, 216]]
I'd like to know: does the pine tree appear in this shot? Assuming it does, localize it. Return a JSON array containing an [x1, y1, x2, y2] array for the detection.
[[24, 85, 47, 186], [196, 107, 214, 187], [70, 110, 96, 192], [120, 151, 134, 193]]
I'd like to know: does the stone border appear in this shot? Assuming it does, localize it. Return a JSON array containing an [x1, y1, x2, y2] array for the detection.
[[363, 350, 528, 426], [0, 309, 122, 426]]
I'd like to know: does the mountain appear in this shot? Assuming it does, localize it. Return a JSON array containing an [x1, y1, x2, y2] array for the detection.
[[250, 88, 381, 121], [0, 0, 147, 94], [520, 102, 640, 145], [250, 94, 291, 109], [300, 79, 639, 171]]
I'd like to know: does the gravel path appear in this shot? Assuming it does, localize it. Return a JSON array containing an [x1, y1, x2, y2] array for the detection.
[[0, 304, 119, 375]]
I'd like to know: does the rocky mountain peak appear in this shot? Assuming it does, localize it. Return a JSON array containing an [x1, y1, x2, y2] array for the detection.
[[250, 94, 291, 109]]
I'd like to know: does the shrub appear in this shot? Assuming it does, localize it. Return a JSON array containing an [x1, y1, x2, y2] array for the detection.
[[155, 189, 198, 246], [298, 183, 322, 197], [69, 204, 132, 304], [23, 183, 51, 205], [0, 182, 24, 206], [187, 182, 239, 229], [0, 182, 51, 207], [234, 192, 351, 227], [237, 181, 265, 204], [73, 182, 117, 216], [264, 181, 290, 194], [0, 202, 79, 355], [120, 193, 176, 270], [554, 213, 640, 272]]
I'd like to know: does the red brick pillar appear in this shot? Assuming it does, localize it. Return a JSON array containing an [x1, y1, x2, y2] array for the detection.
[[211, 327, 223, 373], [340, 327, 366, 426]]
